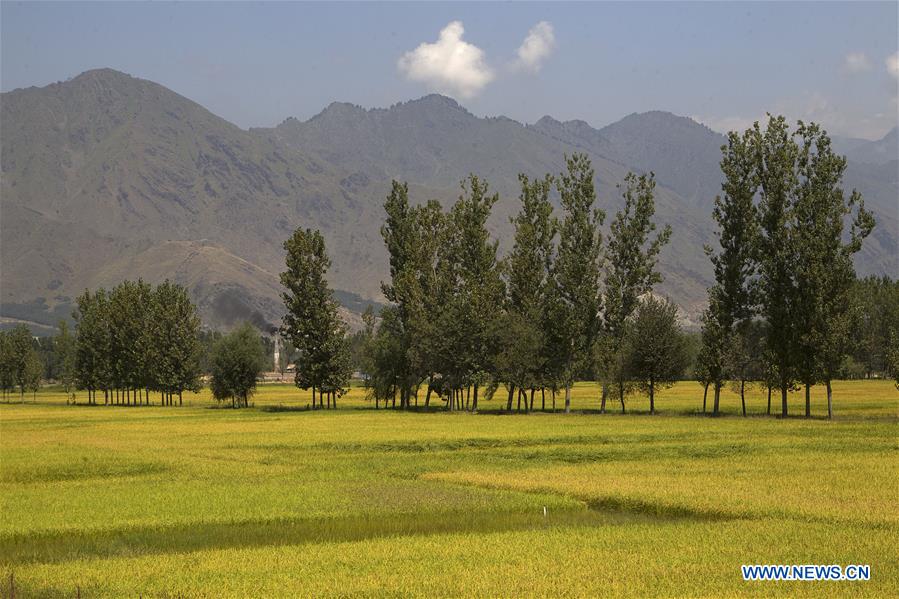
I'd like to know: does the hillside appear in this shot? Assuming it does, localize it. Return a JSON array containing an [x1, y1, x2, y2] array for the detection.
[[1, 69, 895, 331], [0, 69, 387, 329]]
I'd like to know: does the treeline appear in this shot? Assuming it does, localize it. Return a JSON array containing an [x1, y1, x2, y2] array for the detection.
[[284, 116, 893, 416], [846, 276, 899, 380], [0, 326, 45, 401], [696, 117, 885, 418], [351, 154, 682, 413], [2, 116, 897, 415], [71, 280, 202, 405]]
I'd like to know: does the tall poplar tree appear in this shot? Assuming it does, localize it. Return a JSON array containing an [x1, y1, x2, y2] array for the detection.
[[498, 173, 556, 411], [702, 129, 759, 415], [753, 115, 799, 416], [550, 154, 603, 413], [600, 172, 671, 413], [281, 228, 351, 408], [445, 175, 504, 411], [379, 181, 419, 407], [791, 122, 874, 417]]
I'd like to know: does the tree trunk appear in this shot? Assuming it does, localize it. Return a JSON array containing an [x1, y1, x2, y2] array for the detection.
[[826, 379, 833, 419], [649, 379, 655, 414], [425, 378, 433, 408], [541, 388, 546, 411], [517, 388, 523, 412], [702, 383, 708, 413], [740, 380, 746, 417], [781, 385, 788, 417], [552, 389, 556, 412], [529, 388, 535, 412], [804, 384, 810, 418], [472, 385, 478, 412], [600, 382, 608, 413], [312, 386, 316, 410], [619, 381, 625, 414], [766, 385, 771, 415], [506, 384, 514, 411], [179, 391, 182, 406], [465, 386, 471, 411], [564, 384, 571, 414], [713, 382, 720, 415]]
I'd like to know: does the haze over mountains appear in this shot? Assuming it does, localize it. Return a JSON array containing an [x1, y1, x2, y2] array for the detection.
[[2, 69, 896, 332]]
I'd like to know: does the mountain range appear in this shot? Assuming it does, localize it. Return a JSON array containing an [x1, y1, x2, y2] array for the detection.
[[2, 69, 896, 332]]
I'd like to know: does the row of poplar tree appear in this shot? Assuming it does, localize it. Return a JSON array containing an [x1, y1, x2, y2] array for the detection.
[[696, 117, 880, 418], [279, 150, 684, 413], [357, 154, 680, 414], [279, 115, 893, 417], [70, 280, 203, 405]]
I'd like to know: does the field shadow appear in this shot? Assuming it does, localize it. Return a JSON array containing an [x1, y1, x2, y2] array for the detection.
[[0, 486, 747, 569], [0, 508, 631, 567]]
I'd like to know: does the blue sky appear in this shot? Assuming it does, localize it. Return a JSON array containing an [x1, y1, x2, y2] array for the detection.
[[2, 2, 897, 139]]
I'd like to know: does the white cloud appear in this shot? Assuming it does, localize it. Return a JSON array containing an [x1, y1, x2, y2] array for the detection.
[[844, 52, 871, 73], [887, 52, 899, 78], [516, 21, 555, 72], [397, 21, 494, 99]]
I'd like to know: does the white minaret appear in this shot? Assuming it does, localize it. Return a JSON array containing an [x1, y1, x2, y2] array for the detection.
[[273, 336, 281, 373]]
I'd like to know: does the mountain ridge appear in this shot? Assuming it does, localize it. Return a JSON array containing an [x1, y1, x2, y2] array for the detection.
[[2, 69, 895, 332]]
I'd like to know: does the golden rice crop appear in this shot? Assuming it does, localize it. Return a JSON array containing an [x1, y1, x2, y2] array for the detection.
[[1, 380, 896, 597]]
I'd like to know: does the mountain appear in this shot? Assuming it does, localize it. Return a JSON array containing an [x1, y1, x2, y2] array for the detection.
[[258, 97, 723, 314], [840, 127, 898, 165], [2, 69, 895, 333], [1, 69, 387, 330], [533, 111, 727, 209]]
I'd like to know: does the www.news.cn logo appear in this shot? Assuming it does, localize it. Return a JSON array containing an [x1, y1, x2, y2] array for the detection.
[[742, 564, 871, 581]]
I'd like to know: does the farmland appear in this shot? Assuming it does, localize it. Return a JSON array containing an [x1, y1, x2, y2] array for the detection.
[[1, 380, 897, 597]]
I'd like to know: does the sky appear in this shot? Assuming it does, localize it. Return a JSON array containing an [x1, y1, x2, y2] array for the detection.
[[2, 1, 897, 140]]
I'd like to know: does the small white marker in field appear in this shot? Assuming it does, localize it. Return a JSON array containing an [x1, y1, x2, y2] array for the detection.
[[543, 506, 547, 517]]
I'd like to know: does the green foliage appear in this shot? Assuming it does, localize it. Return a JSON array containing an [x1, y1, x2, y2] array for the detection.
[[599, 170, 671, 412], [281, 228, 352, 407], [701, 116, 877, 417], [753, 116, 799, 405], [849, 276, 899, 378], [603, 172, 672, 340], [791, 121, 874, 418], [550, 154, 604, 411], [623, 296, 689, 413], [210, 323, 267, 407], [371, 182, 440, 407], [706, 129, 759, 332], [0, 325, 42, 401], [72, 281, 203, 405], [55, 320, 76, 392], [496, 173, 557, 404]]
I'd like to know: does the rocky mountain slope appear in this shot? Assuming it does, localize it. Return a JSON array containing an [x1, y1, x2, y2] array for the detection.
[[2, 69, 895, 331]]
